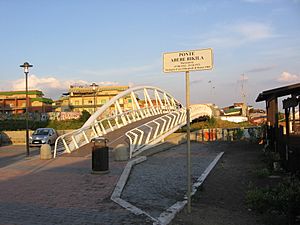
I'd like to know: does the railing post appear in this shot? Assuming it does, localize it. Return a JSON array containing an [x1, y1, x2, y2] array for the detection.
[[72, 135, 79, 149], [82, 130, 89, 143]]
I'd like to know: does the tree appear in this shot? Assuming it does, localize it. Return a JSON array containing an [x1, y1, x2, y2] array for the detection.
[[79, 110, 91, 122]]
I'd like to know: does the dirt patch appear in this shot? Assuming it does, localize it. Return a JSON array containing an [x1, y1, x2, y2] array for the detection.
[[170, 141, 283, 225]]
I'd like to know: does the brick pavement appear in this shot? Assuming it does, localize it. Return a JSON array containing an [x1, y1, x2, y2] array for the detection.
[[0, 142, 222, 225], [0, 146, 151, 225], [0, 145, 39, 168]]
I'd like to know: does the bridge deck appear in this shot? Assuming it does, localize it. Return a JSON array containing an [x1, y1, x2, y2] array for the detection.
[[61, 114, 164, 157]]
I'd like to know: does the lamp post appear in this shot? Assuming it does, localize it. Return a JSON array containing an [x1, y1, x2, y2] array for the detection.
[[90, 82, 98, 113], [20, 62, 33, 157]]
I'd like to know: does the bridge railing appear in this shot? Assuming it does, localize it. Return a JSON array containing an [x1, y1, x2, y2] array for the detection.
[[125, 104, 213, 158], [53, 105, 178, 158], [126, 109, 186, 158]]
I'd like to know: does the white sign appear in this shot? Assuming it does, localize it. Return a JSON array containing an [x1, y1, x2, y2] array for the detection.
[[163, 48, 213, 73]]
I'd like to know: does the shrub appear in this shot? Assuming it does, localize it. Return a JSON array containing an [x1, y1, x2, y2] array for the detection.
[[0, 118, 85, 131], [246, 177, 300, 224], [207, 116, 216, 127], [0, 120, 48, 131], [254, 168, 271, 178], [246, 187, 269, 213], [233, 128, 244, 140], [46, 120, 84, 130]]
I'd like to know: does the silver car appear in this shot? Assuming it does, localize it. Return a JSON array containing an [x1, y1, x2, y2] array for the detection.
[[29, 128, 58, 146]]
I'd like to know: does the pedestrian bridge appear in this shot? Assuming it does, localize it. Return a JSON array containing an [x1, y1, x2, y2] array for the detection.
[[53, 86, 213, 158]]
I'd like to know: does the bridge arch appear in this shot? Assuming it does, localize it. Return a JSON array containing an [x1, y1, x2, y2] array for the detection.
[[83, 86, 181, 128]]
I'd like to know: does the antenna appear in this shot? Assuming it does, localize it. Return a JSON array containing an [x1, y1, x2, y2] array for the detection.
[[241, 74, 246, 104], [240, 74, 247, 116]]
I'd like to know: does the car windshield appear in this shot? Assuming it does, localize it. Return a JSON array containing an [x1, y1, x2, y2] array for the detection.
[[33, 129, 49, 135]]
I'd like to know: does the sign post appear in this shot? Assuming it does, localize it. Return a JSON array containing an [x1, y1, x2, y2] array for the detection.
[[185, 70, 191, 213], [163, 48, 213, 213]]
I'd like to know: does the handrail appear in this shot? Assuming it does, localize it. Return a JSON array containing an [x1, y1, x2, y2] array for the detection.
[[125, 104, 213, 158], [53, 105, 178, 158]]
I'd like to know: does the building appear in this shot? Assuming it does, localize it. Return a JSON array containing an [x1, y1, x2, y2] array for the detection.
[[53, 85, 130, 114], [0, 90, 53, 114], [256, 82, 300, 173], [219, 103, 252, 123]]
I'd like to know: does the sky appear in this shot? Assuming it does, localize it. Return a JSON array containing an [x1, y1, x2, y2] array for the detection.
[[0, 0, 299, 109]]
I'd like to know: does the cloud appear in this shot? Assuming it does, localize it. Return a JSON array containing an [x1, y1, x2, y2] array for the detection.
[[12, 75, 70, 90], [186, 21, 275, 49], [233, 22, 274, 41], [246, 66, 275, 73], [0, 61, 161, 100], [277, 72, 300, 83], [128, 82, 135, 88], [2, 75, 119, 99], [12, 74, 91, 92], [191, 78, 203, 85]]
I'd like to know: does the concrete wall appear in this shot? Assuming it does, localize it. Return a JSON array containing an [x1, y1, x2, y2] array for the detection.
[[0, 130, 74, 145]]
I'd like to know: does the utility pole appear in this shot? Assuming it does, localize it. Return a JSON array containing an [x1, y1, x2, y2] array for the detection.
[[240, 74, 247, 117]]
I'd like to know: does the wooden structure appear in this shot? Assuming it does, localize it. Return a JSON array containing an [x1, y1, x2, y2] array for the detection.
[[256, 83, 300, 174]]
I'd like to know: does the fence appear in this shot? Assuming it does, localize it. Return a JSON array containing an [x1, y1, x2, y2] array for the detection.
[[191, 126, 263, 142]]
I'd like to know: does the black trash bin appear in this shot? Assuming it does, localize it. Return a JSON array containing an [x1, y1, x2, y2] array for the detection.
[[91, 137, 109, 174]]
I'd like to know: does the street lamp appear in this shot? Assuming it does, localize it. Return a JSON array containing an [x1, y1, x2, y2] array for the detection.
[[90, 82, 98, 113], [20, 62, 33, 157]]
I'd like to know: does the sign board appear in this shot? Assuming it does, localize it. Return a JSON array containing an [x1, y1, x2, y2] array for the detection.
[[163, 48, 213, 73], [283, 97, 299, 109]]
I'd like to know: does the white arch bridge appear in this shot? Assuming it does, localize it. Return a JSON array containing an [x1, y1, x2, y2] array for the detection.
[[53, 86, 213, 158]]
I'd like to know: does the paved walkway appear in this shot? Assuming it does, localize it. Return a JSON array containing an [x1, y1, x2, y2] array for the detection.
[[0, 143, 221, 225], [0, 145, 40, 168], [122, 142, 220, 219]]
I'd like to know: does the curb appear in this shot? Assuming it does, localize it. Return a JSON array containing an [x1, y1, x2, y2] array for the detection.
[[155, 151, 224, 225], [111, 151, 224, 225], [111, 156, 159, 222]]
